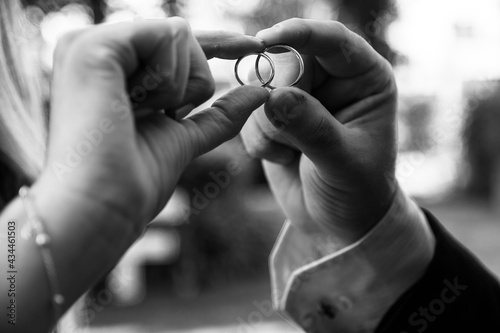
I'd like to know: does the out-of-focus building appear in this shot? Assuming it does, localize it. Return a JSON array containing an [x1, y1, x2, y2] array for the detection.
[[389, 0, 500, 198]]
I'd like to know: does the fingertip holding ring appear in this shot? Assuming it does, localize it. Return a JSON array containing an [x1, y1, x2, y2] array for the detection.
[[234, 44, 304, 90]]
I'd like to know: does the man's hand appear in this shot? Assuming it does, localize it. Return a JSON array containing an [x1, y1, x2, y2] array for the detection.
[[241, 18, 398, 247]]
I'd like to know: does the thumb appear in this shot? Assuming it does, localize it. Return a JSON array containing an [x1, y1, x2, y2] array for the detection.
[[183, 85, 270, 159], [264, 87, 348, 167]]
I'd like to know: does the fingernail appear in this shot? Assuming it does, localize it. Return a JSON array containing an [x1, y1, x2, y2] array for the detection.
[[250, 35, 264, 43], [251, 36, 266, 48], [255, 25, 279, 40]]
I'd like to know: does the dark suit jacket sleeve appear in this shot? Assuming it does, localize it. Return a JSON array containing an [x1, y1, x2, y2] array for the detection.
[[375, 208, 500, 333]]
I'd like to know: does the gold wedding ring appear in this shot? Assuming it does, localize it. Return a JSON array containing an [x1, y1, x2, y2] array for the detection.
[[234, 44, 304, 89]]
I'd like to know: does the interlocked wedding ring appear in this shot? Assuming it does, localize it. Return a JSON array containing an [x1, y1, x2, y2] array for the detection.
[[234, 44, 304, 89], [234, 52, 276, 87], [256, 45, 304, 89]]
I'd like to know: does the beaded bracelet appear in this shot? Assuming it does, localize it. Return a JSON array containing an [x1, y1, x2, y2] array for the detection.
[[19, 186, 65, 330]]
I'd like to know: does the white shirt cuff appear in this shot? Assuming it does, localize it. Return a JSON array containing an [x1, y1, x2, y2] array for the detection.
[[269, 184, 436, 333]]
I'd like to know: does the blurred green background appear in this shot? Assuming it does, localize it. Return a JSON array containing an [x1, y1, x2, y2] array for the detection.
[[17, 0, 500, 332]]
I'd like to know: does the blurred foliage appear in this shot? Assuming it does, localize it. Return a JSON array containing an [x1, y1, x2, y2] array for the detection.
[[462, 81, 500, 201], [22, 0, 398, 60], [21, 0, 183, 23], [22, 0, 107, 23]]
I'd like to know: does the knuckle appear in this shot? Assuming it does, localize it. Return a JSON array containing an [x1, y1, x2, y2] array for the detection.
[[53, 29, 86, 64], [285, 17, 303, 26], [56, 28, 121, 74], [279, 18, 308, 37], [284, 18, 312, 48], [77, 41, 119, 72], [329, 21, 351, 42], [164, 80, 184, 106], [169, 16, 191, 39], [369, 58, 397, 98]]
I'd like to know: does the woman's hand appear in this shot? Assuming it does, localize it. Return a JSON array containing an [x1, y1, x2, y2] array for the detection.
[[2, 20, 269, 332], [241, 18, 397, 247], [36, 18, 269, 231]]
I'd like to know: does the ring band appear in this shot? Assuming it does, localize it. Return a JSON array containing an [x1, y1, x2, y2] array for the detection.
[[234, 44, 304, 89], [256, 45, 304, 89], [234, 52, 276, 87]]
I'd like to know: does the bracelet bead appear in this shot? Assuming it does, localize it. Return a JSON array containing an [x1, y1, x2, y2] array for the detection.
[[19, 185, 64, 332]]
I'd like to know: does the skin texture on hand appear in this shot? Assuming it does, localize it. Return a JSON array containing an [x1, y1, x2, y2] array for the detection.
[[2, 19, 270, 332], [42, 18, 270, 230], [241, 18, 398, 248]]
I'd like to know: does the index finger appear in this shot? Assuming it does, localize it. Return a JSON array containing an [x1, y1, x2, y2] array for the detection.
[[195, 30, 265, 60], [255, 18, 383, 78]]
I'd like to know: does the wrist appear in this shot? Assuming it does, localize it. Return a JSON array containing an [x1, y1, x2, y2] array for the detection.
[[0, 172, 143, 331], [27, 170, 144, 305], [346, 177, 398, 244], [303, 176, 398, 249], [30, 171, 142, 255]]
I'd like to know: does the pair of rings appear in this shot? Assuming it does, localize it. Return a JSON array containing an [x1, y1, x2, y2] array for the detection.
[[234, 44, 304, 89]]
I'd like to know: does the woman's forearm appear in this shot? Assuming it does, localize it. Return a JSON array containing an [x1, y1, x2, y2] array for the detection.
[[0, 176, 140, 332]]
